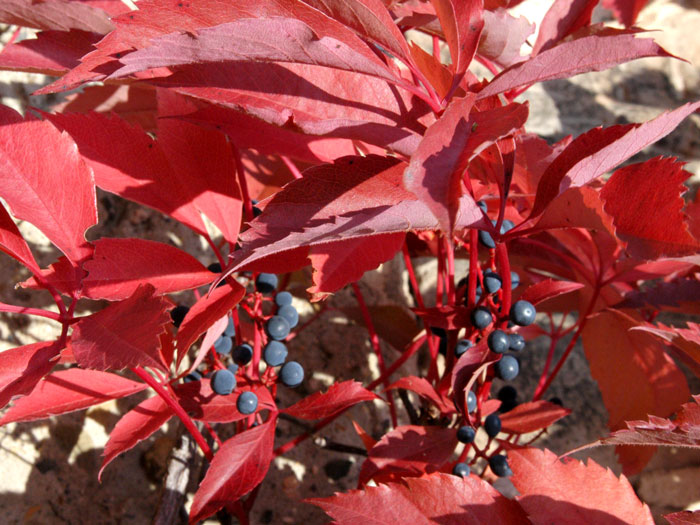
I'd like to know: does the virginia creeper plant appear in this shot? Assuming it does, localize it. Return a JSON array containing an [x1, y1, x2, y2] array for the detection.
[[1, 0, 700, 523]]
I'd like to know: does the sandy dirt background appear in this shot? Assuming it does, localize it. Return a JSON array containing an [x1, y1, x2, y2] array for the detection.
[[1, 0, 700, 523]]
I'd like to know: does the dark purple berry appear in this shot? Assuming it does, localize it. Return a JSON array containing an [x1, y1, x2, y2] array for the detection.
[[170, 305, 189, 328], [476, 200, 487, 213], [207, 262, 222, 273], [471, 306, 492, 329], [478, 229, 495, 249], [233, 343, 253, 365], [255, 273, 278, 294], [510, 300, 536, 326], [280, 361, 304, 387], [266, 315, 291, 340], [263, 340, 288, 367], [211, 369, 236, 395], [452, 462, 470, 477], [183, 370, 202, 383], [227, 363, 239, 375], [497, 385, 517, 402], [500, 219, 515, 234], [455, 339, 473, 358], [484, 413, 501, 437], [510, 271, 520, 289], [489, 455, 512, 477], [487, 330, 509, 354], [278, 304, 298, 329], [214, 335, 233, 355], [223, 316, 236, 337], [237, 391, 258, 414], [467, 390, 477, 413], [457, 426, 476, 443], [496, 355, 519, 381], [275, 291, 293, 307], [508, 333, 525, 352], [483, 270, 502, 294], [549, 397, 563, 406]]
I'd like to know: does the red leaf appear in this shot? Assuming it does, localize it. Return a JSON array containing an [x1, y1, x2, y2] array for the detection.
[[0, 105, 97, 263], [517, 279, 585, 306], [603, 0, 648, 27], [0, 341, 61, 410], [302, 0, 414, 66], [601, 157, 700, 259], [665, 511, 700, 525], [189, 417, 276, 523], [532, 0, 598, 55], [404, 98, 528, 232], [71, 284, 173, 371], [633, 322, 700, 375], [352, 420, 377, 452], [386, 376, 455, 415], [0, 30, 99, 75], [341, 304, 422, 353], [451, 340, 492, 415], [228, 155, 483, 275], [582, 310, 690, 474], [180, 104, 357, 164], [99, 395, 171, 480], [573, 396, 700, 451], [0, 201, 40, 274], [359, 425, 458, 485], [478, 29, 674, 100], [154, 62, 428, 156], [308, 472, 529, 524], [479, 9, 534, 68], [615, 279, 700, 312], [430, 0, 483, 83], [531, 101, 700, 218], [0, 369, 147, 425], [307, 233, 405, 301], [43, 111, 203, 237], [81, 238, 215, 300], [412, 305, 470, 330], [0, 0, 115, 33], [499, 400, 570, 434], [509, 447, 654, 525], [110, 18, 397, 83], [175, 283, 246, 367], [283, 380, 378, 420], [19, 255, 84, 297], [176, 379, 276, 423]]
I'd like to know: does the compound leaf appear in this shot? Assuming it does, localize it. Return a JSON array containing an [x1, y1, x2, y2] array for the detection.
[[283, 380, 378, 421], [0, 341, 61, 410]]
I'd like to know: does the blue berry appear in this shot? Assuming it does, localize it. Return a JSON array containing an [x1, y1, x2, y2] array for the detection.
[[484, 413, 501, 437], [255, 273, 278, 294], [476, 200, 487, 213], [489, 455, 512, 477], [263, 340, 288, 367], [280, 361, 304, 387], [452, 462, 470, 477], [500, 219, 515, 234], [478, 229, 495, 249], [510, 271, 520, 289], [467, 390, 477, 413], [455, 339, 473, 358], [471, 306, 492, 329], [482, 270, 502, 294], [275, 291, 293, 307], [510, 300, 536, 326], [183, 370, 202, 383], [170, 305, 189, 328], [508, 333, 525, 352], [233, 343, 253, 365], [266, 315, 291, 340], [214, 335, 233, 355], [211, 369, 236, 395], [223, 316, 236, 337], [237, 391, 258, 414], [278, 304, 298, 329], [496, 355, 519, 381], [487, 330, 509, 354], [227, 363, 239, 375], [457, 425, 476, 443]]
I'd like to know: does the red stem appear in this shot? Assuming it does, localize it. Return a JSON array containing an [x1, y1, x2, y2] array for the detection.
[[402, 242, 425, 310], [231, 143, 255, 223], [351, 282, 397, 428], [445, 236, 456, 306], [0, 302, 62, 322], [280, 155, 303, 180], [131, 367, 213, 461], [495, 244, 512, 325]]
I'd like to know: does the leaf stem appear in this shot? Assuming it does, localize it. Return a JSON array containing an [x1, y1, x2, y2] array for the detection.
[[351, 282, 397, 429], [0, 301, 62, 322], [280, 155, 303, 180], [131, 367, 213, 461], [230, 142, 255, 223]]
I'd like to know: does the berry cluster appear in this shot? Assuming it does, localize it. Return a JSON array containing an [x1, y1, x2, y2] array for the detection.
[[449, 202, 538, 479]]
